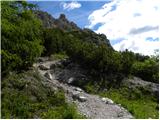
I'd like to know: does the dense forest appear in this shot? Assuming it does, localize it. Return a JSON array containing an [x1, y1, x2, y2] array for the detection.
[[1, 1, 159, 119]]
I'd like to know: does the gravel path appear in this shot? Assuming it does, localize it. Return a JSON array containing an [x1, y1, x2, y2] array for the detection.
[[33, 58, 134, 119]]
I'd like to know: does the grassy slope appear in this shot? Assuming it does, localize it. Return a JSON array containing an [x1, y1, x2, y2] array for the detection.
[[99, 87, 159, 119], [1, 69, 84, 119]]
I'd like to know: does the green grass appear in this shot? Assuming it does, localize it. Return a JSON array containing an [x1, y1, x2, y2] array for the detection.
[[99, 87, 159, 119], [1, 70, 85, 119], [50, 52, 69, 60], [40, 103, 85, 119]]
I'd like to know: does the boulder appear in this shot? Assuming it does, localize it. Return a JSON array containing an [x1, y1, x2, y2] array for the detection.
[[44, 72, 53, 80], [101, 97, 114, 104], [38, 64, 49, 70]]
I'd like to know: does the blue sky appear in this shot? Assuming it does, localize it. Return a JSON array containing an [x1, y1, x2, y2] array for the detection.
[[29, 1, 109, 28], [28, 0, 159, 55]]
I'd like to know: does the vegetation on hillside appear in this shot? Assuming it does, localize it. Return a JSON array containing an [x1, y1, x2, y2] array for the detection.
[[1, 1, 159, 119], [1, 1, 43, 76], [1, 2, 84, 119], [1, 70, 84, 119], [43, 28, 159, 85], [100, 87, 159, 119]]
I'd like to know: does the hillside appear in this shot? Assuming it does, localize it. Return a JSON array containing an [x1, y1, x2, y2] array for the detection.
[[1, 1, 159, 119]]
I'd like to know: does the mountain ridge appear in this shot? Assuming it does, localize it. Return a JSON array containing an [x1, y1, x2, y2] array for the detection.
[[34, 10, 113, 48]]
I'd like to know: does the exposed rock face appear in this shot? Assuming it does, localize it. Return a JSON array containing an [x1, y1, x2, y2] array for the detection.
[[122, 77, 159, 99], [34, 11, 80, 31], [54, 62, 88, 86], [59, 14, 66, 20], [34, 11, 56, 28]]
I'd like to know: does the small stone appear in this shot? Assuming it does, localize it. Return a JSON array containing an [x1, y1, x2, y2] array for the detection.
[[72, 91, 80, 100], [117, 111, 124, 117], [101, 97, 114, 104], [37, 58, 44, 62], [38, 64, 49, 70], [103, 88, 108, 92], [75, 87, 83, 92], [44, 72, 53, 80], [50, 62, 63, 69], [72, 91, 87, 102], [68, 77, 74, 84], [78, 96, 87, 102], [118, 104, 121, 106]]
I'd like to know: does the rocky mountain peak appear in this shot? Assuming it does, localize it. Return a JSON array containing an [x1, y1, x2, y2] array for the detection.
[[59, 14, 66, 21], [34, 10, 80, 31], [34, 10, 112, 48]]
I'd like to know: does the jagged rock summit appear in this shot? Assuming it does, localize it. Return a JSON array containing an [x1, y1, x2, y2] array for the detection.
[[34, 10, 112, 47], [34, 11, 80, 31]]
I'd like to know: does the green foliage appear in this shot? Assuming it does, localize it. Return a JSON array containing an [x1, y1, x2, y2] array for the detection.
[[40, 104, 85, 119], [50, 52, 69, 61], [100, 87, 159, 119], [120, 50, 136, 76], [42, 28, 66, 55], [131, 59, 159, 83], [1, 70, 84, 119], [2, 1, 158, 119], [135, 53, 150, 62], [1, 1, 43, 75]]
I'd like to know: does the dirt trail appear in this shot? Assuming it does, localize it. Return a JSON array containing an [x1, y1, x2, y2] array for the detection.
[[33, 58, 134, 119]]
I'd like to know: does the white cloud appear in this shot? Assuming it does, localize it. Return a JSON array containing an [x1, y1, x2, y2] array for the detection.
[[86, 0, 160, 55], [61, 1, 81, 11]]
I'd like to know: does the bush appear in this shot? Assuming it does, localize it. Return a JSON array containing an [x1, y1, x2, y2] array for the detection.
[[1, 1, 43, 75], [131, 59, 159, 83], [40, 104, 84, 119]]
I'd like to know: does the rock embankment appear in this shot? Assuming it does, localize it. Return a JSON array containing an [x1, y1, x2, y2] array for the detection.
[[33, 57, 134, 119], [122, 77, 159, 99]]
